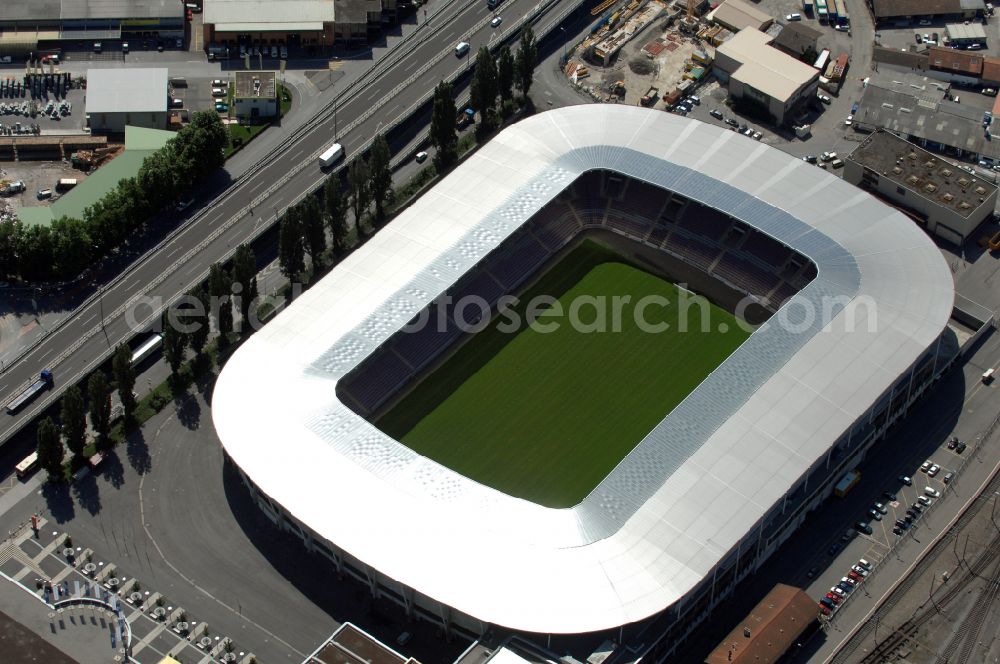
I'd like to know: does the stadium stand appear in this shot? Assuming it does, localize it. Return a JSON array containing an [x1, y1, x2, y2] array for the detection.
[[344, 350, 413, 414], [768, 282, 798, 308], [488, 233, 551, 289], [712, 252, 782, 298], [739, 231, 792, 268], [664, 229, 723, 271], [612, 179, 670, 220], [449, 271, 507, 318], [604, 209, 655, 239], [392, 306, 464, 372], [680, 205, 733, 242], [532, 203, 581, 251]]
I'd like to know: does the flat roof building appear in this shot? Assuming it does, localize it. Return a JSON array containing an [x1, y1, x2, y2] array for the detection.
[[0, 0, 183, 55], [233, 70, 278, 120], [929, 44, 985, 76], [868, 0, 983, 21], [710, 0, 774, 32], [714, 28, 820, 123], [844, 129, 997, 244], [85, 68, 168, 133], [945, 22, 987, 42], [771, 22, 822, 59]]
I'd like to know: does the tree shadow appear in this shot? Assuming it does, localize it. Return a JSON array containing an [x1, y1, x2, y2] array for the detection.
[[174, 393, 202, 431], [195, 364, 217, 402], [40, 482, 75, 524], [126, 427, 152, 475], [100, 450, 126, 489], [71, 471, 102, 516]]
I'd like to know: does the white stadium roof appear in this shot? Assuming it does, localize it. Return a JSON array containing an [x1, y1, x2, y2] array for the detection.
[[213, 105, 953, 634]]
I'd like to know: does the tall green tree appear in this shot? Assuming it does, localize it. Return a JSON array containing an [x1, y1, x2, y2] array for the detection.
[[430, 81, 458, 171], [278, 208, 305, 279], [369, 134, 393, 224], [300, 196, 327, 264], [324, 176, 349, 254], [87, 370, 112, 447], [471, 46, 499, 128], [232, 244, 259, 326], [112, 343, 137, 420], [187, 286, 211, 355], [36, 417, 64, 482], [0, 219, 23, 280], [497, 46, 515, 105], [60, 385, 87, 462], [50, 217, 92, 280], [514, 26, 538, 98], [209, 262, 234, 344], [347, 156, 371, 232], [162, 309, 188, 377]]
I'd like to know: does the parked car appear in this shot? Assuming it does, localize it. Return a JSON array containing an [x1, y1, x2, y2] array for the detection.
[[928, 464, 940, 477], [943, 471, 954, 484], [752, 131, 762, 140], [918, 495, 933, 506], [827, 543, 841, 556], [818, 94, 832, 104], [824, 592, 841, 604], [851, 565, 869, 576], [726, 118, 739, 128], [883, 490, 897, 501], [211, 87, 226, 97], [855, 521, 873, 535], [170, 98, 183, 108], [786, 12, 802, 20], [36, 188, 52, 199], [830, 586, 846, 597], [844, 114, 854, 126], [899, 475, 913, 485], [710, 109, 724, 119], [915, 33, 923, 44], [869, 508, 883, 521], [211, 79, 227, 88], [956, 442, 967, 454], [948, 436, 959, 449], [925, 486, 941, 498], [122, 42, 129, 53], [848, 571, 863, 582], [819, 604, 832, 616], [921, 460, 932, 472], [271, 46, 278, 58], [858, 558, 872, 570], [688, 95, 700, 105], [415, 151, 428, 163], [803, 154, 818, 163], [215, 102, 229, 112], [874, 502, 888, 514], [893, 525, 903, 535]]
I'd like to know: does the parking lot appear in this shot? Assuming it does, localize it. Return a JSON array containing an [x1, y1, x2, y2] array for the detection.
[[875, 15, 999, 58]]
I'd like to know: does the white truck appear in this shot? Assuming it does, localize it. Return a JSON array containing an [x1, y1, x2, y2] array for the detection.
[[318, 142, 344, 168]]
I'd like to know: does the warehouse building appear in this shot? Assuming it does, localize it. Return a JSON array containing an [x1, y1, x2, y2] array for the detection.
[[713, 28, 820, 124], [85, 68, 168, 134], [709, 0, 774, 33], [844, 130, 997, 244], [201, 0, 395, 49], [705, 585, 817, 664], [0, 0, 183, 56], [945, 22, 987, 45], [233, 71, 278, 120], [771, 22, 822, 60], [868, 0, 984, 23]]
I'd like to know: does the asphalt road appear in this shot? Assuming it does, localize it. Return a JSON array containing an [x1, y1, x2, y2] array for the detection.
[[0, 0, 582, 450]]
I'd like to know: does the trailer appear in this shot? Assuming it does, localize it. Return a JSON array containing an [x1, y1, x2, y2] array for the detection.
[[5, 370, 53, 415], [640, 87, 659, 106], [834, 470, 861, 498]]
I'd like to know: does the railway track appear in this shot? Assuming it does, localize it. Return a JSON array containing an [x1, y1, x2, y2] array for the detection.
[[949, 549, 1000, 664], [831, 466, 1000, 664]]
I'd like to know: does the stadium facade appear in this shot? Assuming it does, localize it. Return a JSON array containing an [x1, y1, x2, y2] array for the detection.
[[213, 106, 954, 659]]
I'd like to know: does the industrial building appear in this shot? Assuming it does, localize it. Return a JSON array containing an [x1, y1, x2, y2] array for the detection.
[[85, 68, 168, 134], [867, 0, 984, 22], [851, 74, 1000, 165], [0, 0, 183, 56], [201, 0, 396, 49], [709, 0, 774, 33], [945, 21, 987, 45], [213, 105, 954, 662], [771, 22, 822, 60], [844, 130, 997, 245], [705, 585, 818, 664], [233, 71, 278, 120], [713, 28, 820, 124]]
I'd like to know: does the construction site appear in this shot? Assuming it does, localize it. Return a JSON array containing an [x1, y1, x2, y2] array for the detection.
[[563, 0, 725, 108]]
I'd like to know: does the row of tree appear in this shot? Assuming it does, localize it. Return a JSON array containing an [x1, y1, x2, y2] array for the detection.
[[0, 112, 229, 283], [278, 135, 393, 279], [36, 245, 259, 480], [430, 27, 538, 171]]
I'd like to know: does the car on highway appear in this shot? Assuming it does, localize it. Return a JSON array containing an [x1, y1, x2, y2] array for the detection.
[[491, 16, 503, 27], [455, 41, 470, 57], [928, 464, 940, 477], [899, 474, 912, 485]]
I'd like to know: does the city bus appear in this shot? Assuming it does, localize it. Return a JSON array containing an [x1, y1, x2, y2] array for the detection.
[[15, 452, 39, 479], [131, 333, 163, 366]]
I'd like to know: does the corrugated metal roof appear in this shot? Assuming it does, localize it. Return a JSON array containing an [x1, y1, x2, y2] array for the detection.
[[717, 28, 819, 102], [0, 0, 182, 21], [212, 106, 954, 634], [204, 0, 333, 26]]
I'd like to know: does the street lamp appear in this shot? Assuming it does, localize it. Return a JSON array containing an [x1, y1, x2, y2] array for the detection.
[[561, 27, 567, 63]]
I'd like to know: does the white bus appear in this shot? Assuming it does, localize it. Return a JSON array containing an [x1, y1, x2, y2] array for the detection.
[[318, 142, 344, 168], [131, 333, 163, 366], [15, 452, 39, 479]]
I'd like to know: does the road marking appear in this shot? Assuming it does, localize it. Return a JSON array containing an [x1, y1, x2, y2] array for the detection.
[[81, 313, 97, 326], [289, 146, 307, 162]]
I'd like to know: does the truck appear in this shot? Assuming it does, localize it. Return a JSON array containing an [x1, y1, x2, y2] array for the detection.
[[318, 142, 344, 168], [5, 369, 54, 415], [803, 0, 814, 14], [56, 178, 78, 191], [640, 87, 659, 106], [456, 107, 475, 128], [834, 470, 861, 498]]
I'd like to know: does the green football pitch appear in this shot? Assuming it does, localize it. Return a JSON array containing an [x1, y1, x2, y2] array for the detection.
[[377, 241, 751, 508]]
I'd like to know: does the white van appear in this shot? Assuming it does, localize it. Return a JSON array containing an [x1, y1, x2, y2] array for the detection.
[[318, 142, 344, 168], [982, 368, 995, 383], [211, 87, 226, 97], [455, 42, 470, 57]]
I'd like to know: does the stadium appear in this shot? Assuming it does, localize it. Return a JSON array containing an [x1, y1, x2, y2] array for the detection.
[[212, 105, 955, 658]]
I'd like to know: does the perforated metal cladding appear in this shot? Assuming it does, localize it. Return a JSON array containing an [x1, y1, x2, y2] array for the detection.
[[300, 146, 861, 544]]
